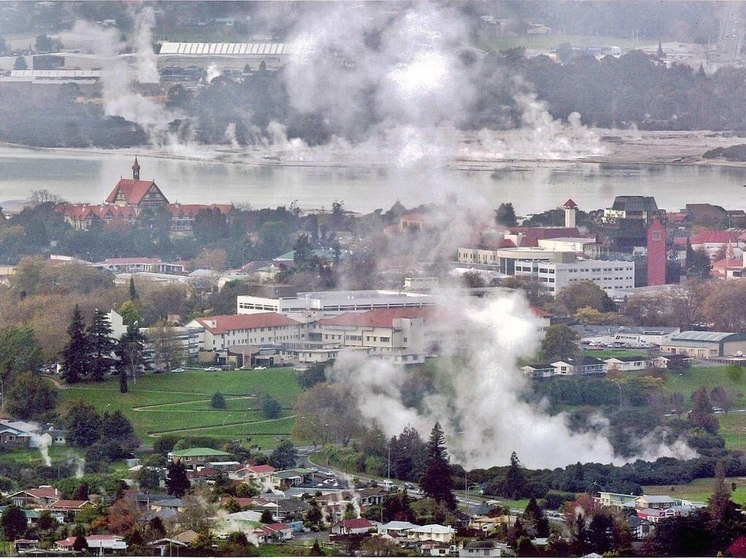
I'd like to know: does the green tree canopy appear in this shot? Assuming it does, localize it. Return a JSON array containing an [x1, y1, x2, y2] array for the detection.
[[541, 323, 580, 361], [419, 423, 457, 510]]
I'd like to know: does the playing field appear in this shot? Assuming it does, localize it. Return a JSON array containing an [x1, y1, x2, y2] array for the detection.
[[57, 367, 302, 449]]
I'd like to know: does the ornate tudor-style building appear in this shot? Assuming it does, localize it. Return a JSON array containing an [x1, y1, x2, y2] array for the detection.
[[56, 158, 233, 237]]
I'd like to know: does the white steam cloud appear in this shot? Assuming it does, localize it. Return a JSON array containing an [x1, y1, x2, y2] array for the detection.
[[31, 432, 53, 467], [71, 2, 606, 166], [328, 290, 695, 469]]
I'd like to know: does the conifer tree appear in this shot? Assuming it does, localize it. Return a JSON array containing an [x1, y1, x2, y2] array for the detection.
[[166, 459, 191, 497], [61, 305, 89, 384], [419, 422, 457, 510], [87, 308, 115, 382]]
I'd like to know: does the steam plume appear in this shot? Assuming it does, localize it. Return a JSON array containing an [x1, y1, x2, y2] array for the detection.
[[328, 290, 695, 469]]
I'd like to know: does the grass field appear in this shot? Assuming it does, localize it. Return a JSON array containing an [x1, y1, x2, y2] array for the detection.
[[57, 367, 302, 449], [644, 476, 746, 506], [662, 365, 746, 451]]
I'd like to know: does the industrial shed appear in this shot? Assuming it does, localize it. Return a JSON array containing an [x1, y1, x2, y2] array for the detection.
[[659, 331, 746, 359]]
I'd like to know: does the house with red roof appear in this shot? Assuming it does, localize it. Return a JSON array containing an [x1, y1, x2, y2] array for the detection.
[[331, 518, 376, 536], [252, 522, 293, 543], [186, 313, 303, 353], [8, 486, 60, 508], [56, 534, 127, 553], [44, 499, 95, 522]]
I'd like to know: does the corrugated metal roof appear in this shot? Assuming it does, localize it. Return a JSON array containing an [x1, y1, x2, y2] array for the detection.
[[671, 331, 735, 342], [159, 42, 296, 56]]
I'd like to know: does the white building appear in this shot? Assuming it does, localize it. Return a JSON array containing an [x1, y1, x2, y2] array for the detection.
[[237, 289, 435, 318], [514, 258, 635, 297]]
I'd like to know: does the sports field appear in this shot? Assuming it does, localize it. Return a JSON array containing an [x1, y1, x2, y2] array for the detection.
[[57, 367, 302, 449]]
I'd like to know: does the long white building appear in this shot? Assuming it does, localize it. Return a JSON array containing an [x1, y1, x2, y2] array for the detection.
[[237, 290, 435, 318], [514, 258, 635, 296]]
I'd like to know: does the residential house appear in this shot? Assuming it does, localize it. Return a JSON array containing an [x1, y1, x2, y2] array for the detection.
[[520, 363, 557, 379], [0, 422, 31, 447], [56, 534, 127, 554], [230, 464, 276, 486], [407, 524, 456, 543], [357, 487, 388, 508], [167, 447, 231, 470], [604, 355, 649, 372], [660, 331, 746, 359], [459, 540, 514, 557], [252, 522, 293, 543], [272, 469, 313, 489], [378, 521, 420, 542], [44, 499, 94, 522], [331, 518, 376, 536], [8, 486, 61, 508]]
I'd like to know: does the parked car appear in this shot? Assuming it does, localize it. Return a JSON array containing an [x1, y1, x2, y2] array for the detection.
[[203, 366, 220, 371], [253, 366, 267, 370], [171, 367, 185, 373]]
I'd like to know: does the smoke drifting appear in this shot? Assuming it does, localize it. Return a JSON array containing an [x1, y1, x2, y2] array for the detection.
[[328, 291, 695, 469]]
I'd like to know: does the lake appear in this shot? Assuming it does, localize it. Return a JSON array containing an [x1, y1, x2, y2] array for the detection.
[[0, 144, 744, 216]]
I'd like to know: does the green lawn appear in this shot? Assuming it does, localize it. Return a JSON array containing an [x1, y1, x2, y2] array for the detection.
[[644, 477, 746, 506], [57, 368, 301, 449]]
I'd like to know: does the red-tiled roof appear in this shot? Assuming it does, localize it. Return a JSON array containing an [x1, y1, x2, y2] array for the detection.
[[248, 464, 276, 474], [26, 487, 60, 500], [340, 518, 374, 529], [691, 230, 744, 245], [105, 179, 164, 205], [563, 199, 578, 209], [196, 313, 300, 334], [319, 308, 431, 328], [530, 307, 552, 318]]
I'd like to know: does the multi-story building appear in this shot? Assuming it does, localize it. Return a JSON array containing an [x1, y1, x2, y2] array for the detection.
[[237, 289, 435, 318], [513, 257, 635, 297], [186, 313, 304, 353], [311, 307, 430, 365]]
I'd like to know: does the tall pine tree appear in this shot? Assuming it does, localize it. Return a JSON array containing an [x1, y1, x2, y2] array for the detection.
[[61, 305, 89, 384], [87, 309, 115, 382], [166, 459, 191, 497], [419, 422, 457, 510]]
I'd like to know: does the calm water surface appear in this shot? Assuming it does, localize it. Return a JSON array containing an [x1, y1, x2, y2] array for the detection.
[[0, 146, 744, 215]]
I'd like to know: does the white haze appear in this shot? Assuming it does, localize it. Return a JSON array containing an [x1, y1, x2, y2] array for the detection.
[[328, 290, 696, 469], [68, 2, 607, 164]]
